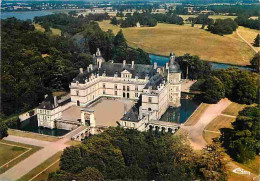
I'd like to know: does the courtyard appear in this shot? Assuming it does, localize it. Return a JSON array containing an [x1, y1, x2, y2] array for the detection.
[[62, 98, 135, 127]]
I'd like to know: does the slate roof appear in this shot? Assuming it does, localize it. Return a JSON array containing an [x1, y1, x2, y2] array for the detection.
[[39, 95, 58, 110], [121, 105, 139, 122], [144, 74, 165, 90], [72, 62, 157, 84]]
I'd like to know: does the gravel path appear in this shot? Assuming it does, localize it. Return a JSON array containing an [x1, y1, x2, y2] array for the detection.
[[181, 98, 232, 150]]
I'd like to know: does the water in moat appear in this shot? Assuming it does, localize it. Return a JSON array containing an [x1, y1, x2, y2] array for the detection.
[[11, 116, 70, 136], [150, 54, 252, 71], [160, 99, 200, 124]]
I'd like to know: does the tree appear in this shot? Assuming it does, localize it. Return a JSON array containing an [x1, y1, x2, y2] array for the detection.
[[51, 127, 226, 180], [113, 29, 127, 48], [208, 18, 238, 35], [202, 76, 225, 103], [251, 52, 260, 73], [220, 106, 260, 163], [0, 122, 8, 139], [254, 34, 260, 47], [110, 17, 118, 25]]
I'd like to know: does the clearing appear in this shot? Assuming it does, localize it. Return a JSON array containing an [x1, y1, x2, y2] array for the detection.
[[98, 21, 255, 66], [34, 24, 61, 36]]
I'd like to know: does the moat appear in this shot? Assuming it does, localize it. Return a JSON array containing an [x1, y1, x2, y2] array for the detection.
[[160, 99, 199, 124], [11, 116, 70, 136]]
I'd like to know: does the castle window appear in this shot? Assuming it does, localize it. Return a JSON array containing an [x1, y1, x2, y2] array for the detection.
[[103, 90, 106, 94], [114, 84, 117, 89], [135, 86, 138, 91], [135, 93, 138, 97], [127, 86, 130, 91], [148, 97, 152, 103], [123, 86, 125, 91], [124, 122, 127, 126], [115, 91, 117, 95], [103, 83, 105, 88], [76, 90, 79, 96], [132, 123, 135, 128]]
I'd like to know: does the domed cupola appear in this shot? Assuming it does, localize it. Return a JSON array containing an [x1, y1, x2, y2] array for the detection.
[[168, 52, 180, 73]]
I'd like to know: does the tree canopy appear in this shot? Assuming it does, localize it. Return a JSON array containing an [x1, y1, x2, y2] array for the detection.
[[48, 127, 227, 181], [208, 18, 238, 35], [220, 106, 260, 163]]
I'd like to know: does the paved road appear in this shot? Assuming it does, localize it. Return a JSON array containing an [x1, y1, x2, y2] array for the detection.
[[0, 126, 87, 181], [181, 98, 232, 150]]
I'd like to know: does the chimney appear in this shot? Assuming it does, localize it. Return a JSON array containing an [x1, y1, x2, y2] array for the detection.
[[153, 62, 157, 69], [166, 63, 169, 69], [131, 61, 134, 68], [123, 60, 126, 67], [79, 68, 83, 74], [54, 96, 58, 107]]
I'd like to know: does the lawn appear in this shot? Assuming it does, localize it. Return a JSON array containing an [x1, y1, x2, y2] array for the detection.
[[19, 151, 62, 181], [204, 115, 235, 132], [0, 140, 42, 174], [184, 103, 209, 126], [98, 20, 254, 66], [8, 129, 60, 142], [222, 102, 247, 116], [203, 115, 235, 144]]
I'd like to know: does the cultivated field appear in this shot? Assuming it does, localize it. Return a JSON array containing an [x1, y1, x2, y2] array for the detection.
[[99, 20, 255, 65]]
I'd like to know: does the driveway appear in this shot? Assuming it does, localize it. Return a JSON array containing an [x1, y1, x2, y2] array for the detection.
[[181, 98, 232, 150]]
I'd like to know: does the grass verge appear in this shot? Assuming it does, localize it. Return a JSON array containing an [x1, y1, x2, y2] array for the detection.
[[184, 103, 209, 126], [8, 129, 60, 142], [0, 140, 42, 174], [19, 151, 62, 181]]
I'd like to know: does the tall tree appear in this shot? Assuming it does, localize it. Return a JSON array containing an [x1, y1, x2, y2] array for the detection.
[[254, 34, 260, 47], [250, 52, 260, 73]]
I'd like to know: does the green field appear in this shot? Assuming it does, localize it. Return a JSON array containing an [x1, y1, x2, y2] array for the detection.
[[99, 20, 255, 66], [0, 140, 42, 174]]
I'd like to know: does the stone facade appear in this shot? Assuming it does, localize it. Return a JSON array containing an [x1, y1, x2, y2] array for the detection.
[[37, 49, 182, 132]]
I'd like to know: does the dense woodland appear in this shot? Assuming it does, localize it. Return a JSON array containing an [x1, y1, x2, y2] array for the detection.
[[201, 68, 259, 104], [112, 12, 184, 27], [48, 127, 227, 181], [1, 16, 150, 118]]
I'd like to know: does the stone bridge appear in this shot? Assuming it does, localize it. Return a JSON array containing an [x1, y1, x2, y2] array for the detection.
[[148, 120, 180, 133]]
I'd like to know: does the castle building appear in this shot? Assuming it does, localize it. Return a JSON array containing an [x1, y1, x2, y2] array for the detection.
[[37, 49, 181, 132], [70, 49, 182, 132]]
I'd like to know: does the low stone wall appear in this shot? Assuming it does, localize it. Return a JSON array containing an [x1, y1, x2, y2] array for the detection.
[[56, 121, 78, 130]]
